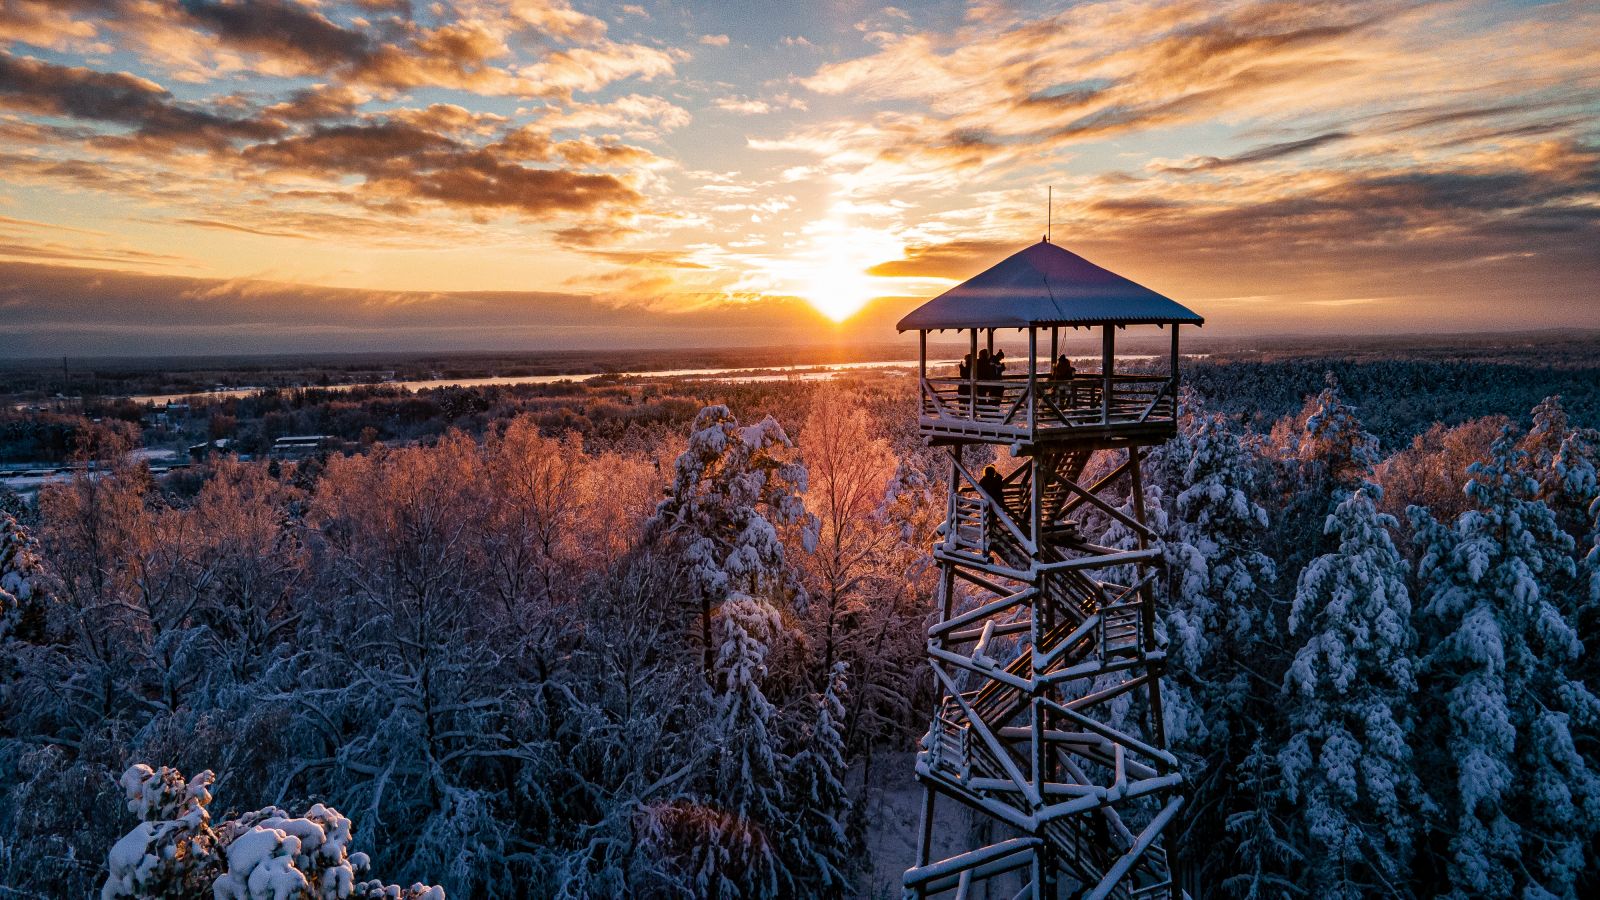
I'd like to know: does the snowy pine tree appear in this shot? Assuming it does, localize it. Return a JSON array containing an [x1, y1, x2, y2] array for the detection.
[[1279, 487, 1419, 896], [785, 661, 852, 895], [1295, 373, 1380, 489], [681, 593, 791, 897], [1590, 493, 1600, 606], [1518, 395, 1600, 545], [1267, 373, 1382, 578], [0, 511, 49, 644], [1160, 411, 1284, 889], [1166, 411, 1278, 720], [650, 405, 817, 673], [1410, 429, 1600, 898]]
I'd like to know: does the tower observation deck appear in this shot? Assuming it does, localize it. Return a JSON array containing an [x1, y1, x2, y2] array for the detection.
[[898, 239, 1202, 900]]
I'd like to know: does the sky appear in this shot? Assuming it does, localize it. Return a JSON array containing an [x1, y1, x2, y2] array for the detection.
[[0, 0, 1596, 356]]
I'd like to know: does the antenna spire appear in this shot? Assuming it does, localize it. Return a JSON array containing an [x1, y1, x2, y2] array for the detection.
[[1047, 186, 1052, 242]]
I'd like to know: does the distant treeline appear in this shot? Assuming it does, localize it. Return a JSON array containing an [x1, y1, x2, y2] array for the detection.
[[1187, 358, 1600, 448]]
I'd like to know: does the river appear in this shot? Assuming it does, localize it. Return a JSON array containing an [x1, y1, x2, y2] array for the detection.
[[127, 354, 1198, 406]]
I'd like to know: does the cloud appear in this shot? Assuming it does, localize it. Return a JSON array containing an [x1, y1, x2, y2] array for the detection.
[[536, 93, 691, 134], [264, 84, 369, 122], [0, 260, 885, 355], [2, 0, 678, 98], [0, 52, 282, 148], [516, 42, 681, 95], [551, 223, 639, 248], [242, 120, 645, 219], [0, 0, 99, 50], [700, 34, 729, 47], [714, 97, 772, 115], [783, 1, 1435, 183], [170, 218, 313, 239], [1155, 131, 1350, 173], [505, 0, 609, 42], [582, 249, 711, 269], [175, 0, 376, 73], [866, 239, 1014, 278]]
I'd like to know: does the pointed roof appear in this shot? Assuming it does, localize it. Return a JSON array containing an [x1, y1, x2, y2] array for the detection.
[[896, 240, 1203, 331]]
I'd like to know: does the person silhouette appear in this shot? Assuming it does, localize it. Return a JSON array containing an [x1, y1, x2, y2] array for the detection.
[[1052, 354, 1077, 409], [978, 464, 1005, 502], [977, 464, 1006, 557]]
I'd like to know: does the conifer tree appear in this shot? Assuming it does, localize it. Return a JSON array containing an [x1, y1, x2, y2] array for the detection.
[[0, 511, 49, 644], [103, 763, 443, 900], [1518, 395, 1600, 546], [650, 406, 816, 673], [785, 662, 852, 896], [1296, 374, 1380, 489], [1167, 411, 1278, 717], [1280, 487, 1418, 896], [695, 594, 791, 898], [1160, 412, 1283, 889], [1410, 430, 1600, 898], [1268, 373, 1381, 576]]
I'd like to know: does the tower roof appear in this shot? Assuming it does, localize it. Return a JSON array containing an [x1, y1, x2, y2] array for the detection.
[[896, 240, 1203, 331]]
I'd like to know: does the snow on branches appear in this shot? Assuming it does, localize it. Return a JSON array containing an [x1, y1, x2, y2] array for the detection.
[[784, 662, 852, 894], [1410, 429, 1600, 898], [102, 763, 443, 900], [0, 511, 49, 643], [1169, 411, 1277, 678], [652, 405, 817, 601], [1280, 487, 1418, 895], [1274, 372, 1380, 489], [651, 405, 817, 673]]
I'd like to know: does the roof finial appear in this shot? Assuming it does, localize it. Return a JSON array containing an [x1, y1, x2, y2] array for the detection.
[[1046, 186, 1052, 242]]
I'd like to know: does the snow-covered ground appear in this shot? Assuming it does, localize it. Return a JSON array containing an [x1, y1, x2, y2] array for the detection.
[[855, 752, 1027, 900]]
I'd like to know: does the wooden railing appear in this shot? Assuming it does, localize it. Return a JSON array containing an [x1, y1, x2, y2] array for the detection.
[[920, 373, 1176, 438]]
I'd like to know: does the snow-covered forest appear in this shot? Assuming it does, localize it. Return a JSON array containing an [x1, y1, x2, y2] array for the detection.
[[2, 368, 1598, 898]]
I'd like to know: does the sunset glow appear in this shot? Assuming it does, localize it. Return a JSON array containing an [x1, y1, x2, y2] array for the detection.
[[0, 0, 1595, 354], [4, 7, 1600, 896], [772, 210, 907, 322]]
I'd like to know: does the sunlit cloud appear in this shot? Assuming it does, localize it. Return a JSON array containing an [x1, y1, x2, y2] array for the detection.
[[0, 0, 1595, 353]]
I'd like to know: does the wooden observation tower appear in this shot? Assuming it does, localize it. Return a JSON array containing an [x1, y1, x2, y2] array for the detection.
[[897, 239, 1202, 900]]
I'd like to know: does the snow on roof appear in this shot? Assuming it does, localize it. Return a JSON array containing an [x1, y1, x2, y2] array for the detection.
[[896, 239, 1204, 331]]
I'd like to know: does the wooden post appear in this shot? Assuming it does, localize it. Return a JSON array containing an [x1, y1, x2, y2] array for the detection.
[[916, 786, 936, 869], [948, 445, 962, 548], [1030, 451, 1045, 780], [919, 329, 928, 415], [1102, 325, 1114, 425], [1171, 324, 1180, 386], [1027, 327, 1038, 438], [968, 329, 978, 418]]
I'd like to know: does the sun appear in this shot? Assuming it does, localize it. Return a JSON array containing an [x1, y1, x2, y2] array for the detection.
[[802, 258, 877, 322], [787, 216, 901, 322]]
